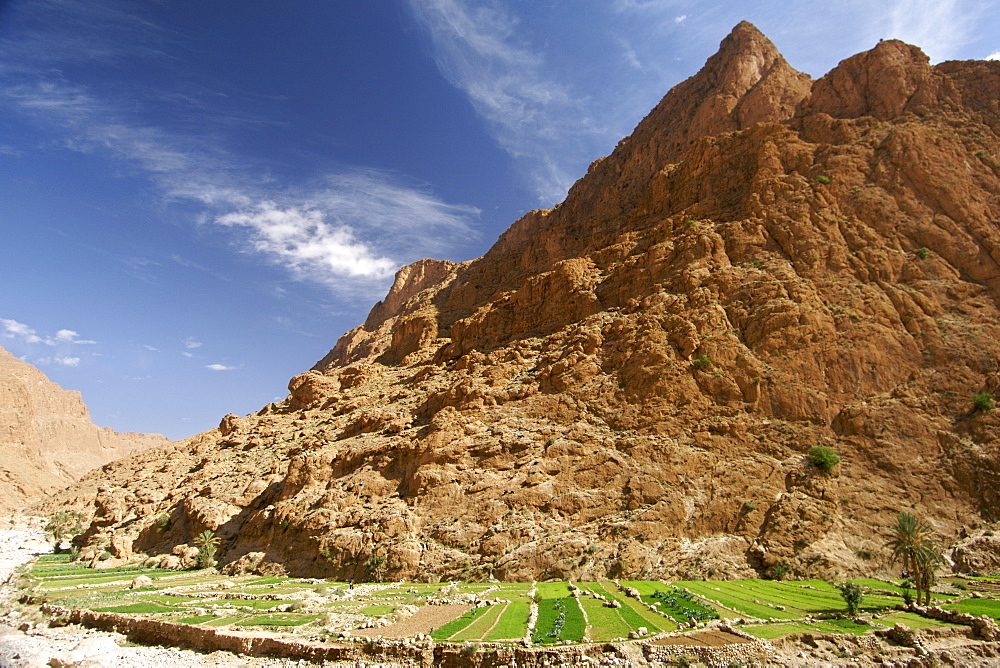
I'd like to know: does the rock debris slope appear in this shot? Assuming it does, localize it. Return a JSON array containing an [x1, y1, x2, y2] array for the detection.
[[0, 346, 167, 513], [42, 23, 1000, 582]]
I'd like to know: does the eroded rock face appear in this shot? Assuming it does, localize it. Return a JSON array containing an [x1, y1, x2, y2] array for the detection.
[[42, 24, 1000, 581], [0, 346, 168, 512]]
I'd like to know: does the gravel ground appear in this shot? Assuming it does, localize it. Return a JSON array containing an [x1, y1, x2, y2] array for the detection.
[[0, 516, 345, 668]]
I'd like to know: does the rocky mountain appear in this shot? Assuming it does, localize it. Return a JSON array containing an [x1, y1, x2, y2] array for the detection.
[[42, 23, 1000, 582], [0, 346, 168, 513]]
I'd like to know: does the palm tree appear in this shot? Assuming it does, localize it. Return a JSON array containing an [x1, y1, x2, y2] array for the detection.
[[194, 529, 221, 569], [884, 512, 940, 606]]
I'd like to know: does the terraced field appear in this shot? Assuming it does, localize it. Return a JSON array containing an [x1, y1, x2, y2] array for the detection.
[[18, 555, 997, 645], [675, 579, 901, 620]]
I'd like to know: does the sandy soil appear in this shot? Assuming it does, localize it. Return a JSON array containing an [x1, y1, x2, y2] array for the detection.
[[369, 603, 470, 638]]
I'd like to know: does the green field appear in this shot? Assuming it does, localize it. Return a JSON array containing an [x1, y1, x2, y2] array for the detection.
[[675, 579, 899, 620], [22, 555, 999, 644], [946, 598, 1000, 620]]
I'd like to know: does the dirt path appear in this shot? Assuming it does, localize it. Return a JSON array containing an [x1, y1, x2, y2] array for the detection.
[[369, 603, 470, 638]]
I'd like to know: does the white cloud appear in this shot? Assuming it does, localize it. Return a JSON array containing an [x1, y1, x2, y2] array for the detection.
[[181, 352, 194, 358], [217, 202, 396, 280], [1, 319, 42, 343], [408, 0, 600, 203], [675, 15, 687, 24], [205, 363, 237, 371], [54, 329, 96, 344], [35, 356, 81, 367], [987, 51, 1000, 60], [879, 0, 978, 62], [142, 344, 160, 352], [184, 338, 202, 349], [1, 7, 481, 292], [1, 318, 95, 345]]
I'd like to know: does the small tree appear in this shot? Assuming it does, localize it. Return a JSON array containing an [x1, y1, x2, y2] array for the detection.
[[193, 530, 220, 569], [836, 582, 865, 617], [808, 445, 840, 474]]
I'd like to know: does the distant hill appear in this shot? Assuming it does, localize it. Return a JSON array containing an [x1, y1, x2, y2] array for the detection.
[[0, 345, 168, 513], [43, 23, 1000, 581]]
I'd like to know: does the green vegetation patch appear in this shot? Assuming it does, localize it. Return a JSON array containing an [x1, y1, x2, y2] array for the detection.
[[484, 600, 530, 641], [677, 579, 897, 619], [451, 604, 505, 641], [532, 596, 585, 644], [579, 596, 632, 641], [360, 604, 395, 616], [90, 602, 176, 614], [238, 613, 320, 627], [947, 598, 1000, 620], [849, 579, 949, 601], [535, 582, 573, 599], [743, 618, 872, 639], [431, 606, 484, 640], [204, 615, 244, 627], [175, 614, 219, 625], [676, 581, 788, 620], [881, 611, 963, 630], [743, 622, 818, 638]]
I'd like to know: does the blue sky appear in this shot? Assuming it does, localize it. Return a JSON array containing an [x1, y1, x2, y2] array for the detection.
[[2, 0, 998, 440]]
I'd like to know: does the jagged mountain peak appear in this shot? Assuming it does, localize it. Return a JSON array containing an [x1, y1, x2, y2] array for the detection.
[[43, 27, 1000, 583]]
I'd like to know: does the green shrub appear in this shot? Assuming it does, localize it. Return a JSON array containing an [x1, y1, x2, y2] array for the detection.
[[837, 582, 865, 616], [809, 445, 840, 474], [767, 562, 789, 581], [156, 513, 171, 532], [973, 392, 994, 412], [916, 247, 929, 259], [367, 555, 386, 582], [692, 356, 712, 371], [743, 501, 757, 512], [816, 175, 831, 184]]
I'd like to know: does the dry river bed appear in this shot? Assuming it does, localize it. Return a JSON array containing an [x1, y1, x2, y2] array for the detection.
[[0, 517, 401, 668]]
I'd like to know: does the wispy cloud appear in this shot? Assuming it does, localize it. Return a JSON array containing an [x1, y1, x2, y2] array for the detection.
[[408, 0, 600, 204], [879, 0, 977, 62], [205, 363, 237, 371], [0, 2, 480, 291], [184, 338, 202, 350], [54, 329, 96, 344], [1, 319, 96, 346]]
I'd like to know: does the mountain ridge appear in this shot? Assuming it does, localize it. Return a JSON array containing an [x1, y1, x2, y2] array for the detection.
[[40, 23, 1000, 582], [0, 345, 168, 513]]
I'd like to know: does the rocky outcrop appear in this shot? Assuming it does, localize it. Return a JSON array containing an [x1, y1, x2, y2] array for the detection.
[[42, 24, 1000, 582], [0, 346, 167, 512]]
